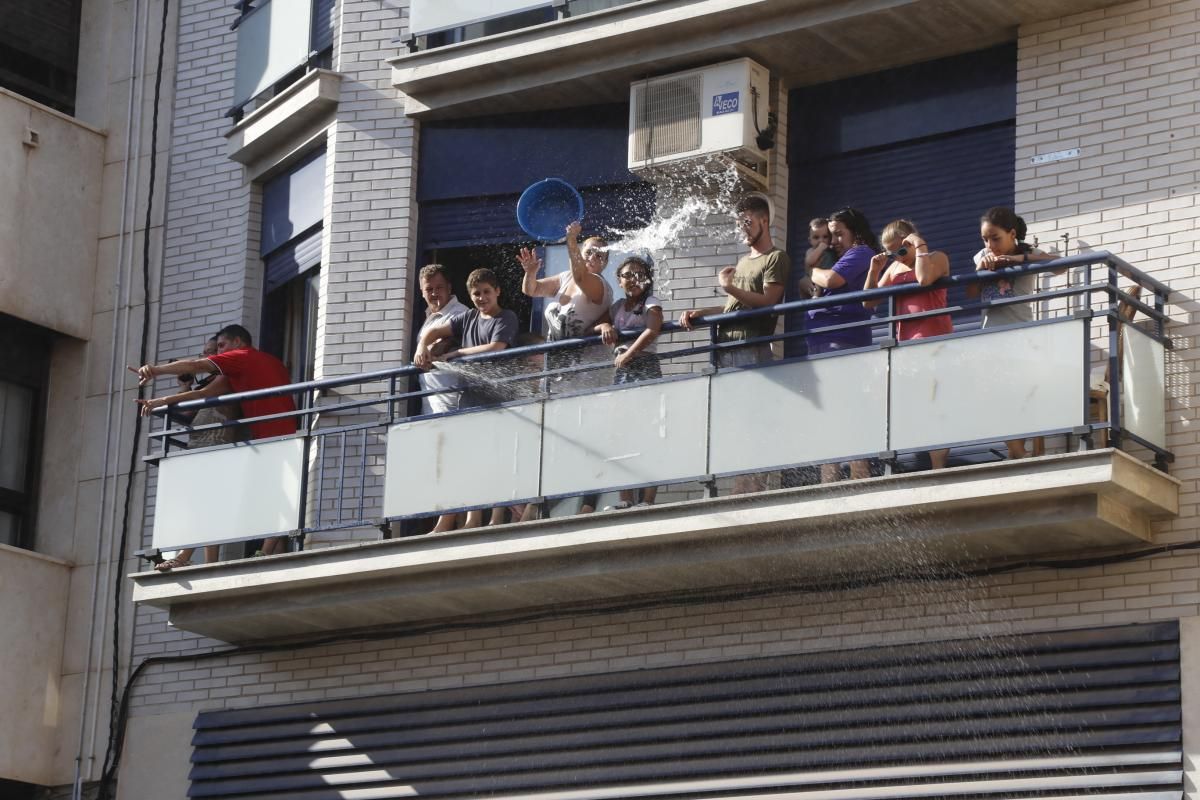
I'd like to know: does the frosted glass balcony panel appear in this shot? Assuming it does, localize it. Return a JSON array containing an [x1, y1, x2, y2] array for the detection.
[[384, 403, 544, 518], [890, 320, 1086, 453], [541, 377, 709, 497], [709, 350, 889, 475], [153, 438, 305, 551]]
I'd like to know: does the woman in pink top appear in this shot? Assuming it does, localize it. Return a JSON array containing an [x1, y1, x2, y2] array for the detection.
[[864, 219, 952, 469]]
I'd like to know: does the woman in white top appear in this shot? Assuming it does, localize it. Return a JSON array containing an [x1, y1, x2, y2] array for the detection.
[[517, 220, 614, 349], [518, 222, 614, 513]]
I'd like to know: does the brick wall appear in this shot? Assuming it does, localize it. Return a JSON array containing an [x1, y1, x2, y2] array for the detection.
[[127, 0, 1199, 751], [1016, 0, 1199, 530], [158, 0, 250, 359]]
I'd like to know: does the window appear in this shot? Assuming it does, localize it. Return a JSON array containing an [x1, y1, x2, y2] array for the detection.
[[262, 270, 319, 384], [228, 0, 336, 119], [407, 0, 644, 51], [0, 315, 50, 550], [259, 149, 325, 383]]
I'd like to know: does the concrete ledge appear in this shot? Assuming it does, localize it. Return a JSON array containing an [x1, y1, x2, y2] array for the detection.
[[388, 0, 1125, 117], [131, 449, 1178, 643], [226, 69, 341, 166]]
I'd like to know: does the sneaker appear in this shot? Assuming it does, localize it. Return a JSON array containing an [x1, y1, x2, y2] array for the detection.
[[602, 501, 632, 511]]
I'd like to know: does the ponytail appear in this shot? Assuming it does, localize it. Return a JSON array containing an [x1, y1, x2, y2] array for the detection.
[[981, 207, 1027, 242]]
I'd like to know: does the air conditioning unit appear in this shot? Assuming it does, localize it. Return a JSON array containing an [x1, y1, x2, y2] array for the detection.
[[628, 58, 770, 180]]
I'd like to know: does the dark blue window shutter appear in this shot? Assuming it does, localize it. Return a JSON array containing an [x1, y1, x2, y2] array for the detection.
[[311, 0, 335, 53], [421, 183, 655, 249], [188, 622, 1181, 799], [264, 224, 321, 292], [261, 148, 326, 256]]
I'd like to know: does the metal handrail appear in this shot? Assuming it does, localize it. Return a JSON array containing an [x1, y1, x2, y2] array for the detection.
[[139, 251, 1176, 554], [147, 252, 1167, 431]]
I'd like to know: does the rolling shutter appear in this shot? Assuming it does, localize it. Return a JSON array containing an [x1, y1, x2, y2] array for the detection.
[[787, 44, 1017, 334], [310, 0, 335, 54], [794, 121, 1015, 297], [263, 224, 321, 292], [189, 621, 1181, 799], [421, 182, 656, 249]]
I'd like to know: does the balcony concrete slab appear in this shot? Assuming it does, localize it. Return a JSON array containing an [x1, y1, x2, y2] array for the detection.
[[131, 449, 1177, 643], [225, 69, 340, 174], [389, 0, 1128, 118]]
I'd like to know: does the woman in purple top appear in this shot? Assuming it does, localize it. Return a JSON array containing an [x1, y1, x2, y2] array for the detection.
[[806, 207, 879, 484], [807, 207, 880, 355]]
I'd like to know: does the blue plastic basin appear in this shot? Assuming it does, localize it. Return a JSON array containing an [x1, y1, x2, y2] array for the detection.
[[516, 178, 585, 243]]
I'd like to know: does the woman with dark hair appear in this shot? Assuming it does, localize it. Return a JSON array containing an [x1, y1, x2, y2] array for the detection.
[[805, 207, 879, 483], [597, 255, 663, 385], [970, 206, 1055, 329], [970, 207, 1058, 460], [806, 207, 879, 355], [595, 255, 664, 510]]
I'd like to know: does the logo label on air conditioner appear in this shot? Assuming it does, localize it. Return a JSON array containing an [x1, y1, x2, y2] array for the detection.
[[712, 91, 739, 116]]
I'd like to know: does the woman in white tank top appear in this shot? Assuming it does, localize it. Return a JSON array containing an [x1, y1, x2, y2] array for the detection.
[[518, 221, 613, 340]]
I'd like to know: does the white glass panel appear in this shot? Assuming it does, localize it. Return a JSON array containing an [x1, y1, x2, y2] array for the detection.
[[1122, 326, 1167, 450], [384, 403, 543, 518], [709, 352, 889, 474], [890, 320, 1086, 452], [0, 381, 32, 492], [234, 0, 314, 107], [541, 377, 709, 497], [410, 0, 553, 36], [152, 438, 305, 551]]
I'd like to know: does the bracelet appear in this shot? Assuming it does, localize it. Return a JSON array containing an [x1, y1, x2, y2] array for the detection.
[[916, 252, 934, 257]]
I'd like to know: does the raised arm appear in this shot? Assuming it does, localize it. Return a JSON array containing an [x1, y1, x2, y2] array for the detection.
[[565, 222, 607, 305], [517, 247, 561, 298], [862, 252, 892, 310], [907, 234, 950, 285]]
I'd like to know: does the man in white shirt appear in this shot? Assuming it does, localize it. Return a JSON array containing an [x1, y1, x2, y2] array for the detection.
[[415, 264, 469, 415]]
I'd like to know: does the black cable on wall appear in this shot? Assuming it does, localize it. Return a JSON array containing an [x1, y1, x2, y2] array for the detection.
[[96, 0, 170, 795]]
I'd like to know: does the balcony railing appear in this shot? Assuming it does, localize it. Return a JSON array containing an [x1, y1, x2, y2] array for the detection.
[[141, 252, 1173, 561], [405, 0, 647, 53]]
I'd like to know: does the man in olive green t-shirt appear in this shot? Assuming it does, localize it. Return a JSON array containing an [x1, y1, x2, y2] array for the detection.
[[680, 195, 790, 496], [680, 195, 791, 366]]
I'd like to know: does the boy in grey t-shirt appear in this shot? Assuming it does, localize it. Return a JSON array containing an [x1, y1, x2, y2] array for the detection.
[[413, 267, 519, 531], [414, 268, 516, 356], [414, 267, 518, 405]]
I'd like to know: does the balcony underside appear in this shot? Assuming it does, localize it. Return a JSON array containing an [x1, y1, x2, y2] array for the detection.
[[131, 449, 1177, 644], [390, 0, 1127, 117]]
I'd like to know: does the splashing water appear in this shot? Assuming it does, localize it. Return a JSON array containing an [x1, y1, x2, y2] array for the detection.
[[606, 157, 756, 300], [428, 360, 545, 404]]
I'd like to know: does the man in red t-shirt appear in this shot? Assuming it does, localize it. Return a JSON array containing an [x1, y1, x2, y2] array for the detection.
[[133, 324, 296, 439], [132, 324, 298, 558]]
